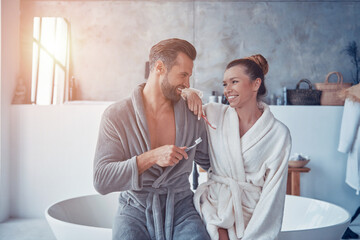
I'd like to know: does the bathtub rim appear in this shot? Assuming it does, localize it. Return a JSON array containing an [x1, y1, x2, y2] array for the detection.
[[45, 193, 117, 232], [281, 195, 351, 233], [45, 193, 351, 233], [45, 209, 113, 232]]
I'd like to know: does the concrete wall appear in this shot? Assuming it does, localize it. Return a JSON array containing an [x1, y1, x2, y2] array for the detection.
[[194, 1, 360, 101], [0, 0, 20, 222], [20, 1, 195, 102], [19, 1, 360, 102]]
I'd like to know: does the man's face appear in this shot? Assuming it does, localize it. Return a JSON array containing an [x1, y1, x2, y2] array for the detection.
[[161, 52, 193, 102]]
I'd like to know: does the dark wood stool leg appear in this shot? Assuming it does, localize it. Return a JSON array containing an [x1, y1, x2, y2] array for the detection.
[[286, 172, 292, 195], [291, 172, 301, 196]]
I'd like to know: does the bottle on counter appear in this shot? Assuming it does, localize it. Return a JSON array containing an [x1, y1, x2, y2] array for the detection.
[[283, 87, 287, 105], [222, 94, 229, 105], [270, 94, 276, 105], [209, 91, 217, 103]]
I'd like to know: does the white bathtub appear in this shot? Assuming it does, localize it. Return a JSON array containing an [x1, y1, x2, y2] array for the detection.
[[45, 193, 350, 240]]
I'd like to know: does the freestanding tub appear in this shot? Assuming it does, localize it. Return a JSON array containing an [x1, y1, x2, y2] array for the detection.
[[45, 193, 350, 240]]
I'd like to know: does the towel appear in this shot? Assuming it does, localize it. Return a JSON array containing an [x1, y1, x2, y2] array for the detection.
[[338, 98, 360, 194], [194, 102, 291, 240]]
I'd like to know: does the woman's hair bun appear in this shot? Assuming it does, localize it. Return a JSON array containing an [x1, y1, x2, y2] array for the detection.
[[245, 54, 268, 76]]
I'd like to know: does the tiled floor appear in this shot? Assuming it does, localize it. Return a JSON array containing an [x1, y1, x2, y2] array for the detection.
[[346, 220, 360, 240], [343, 209, 360, 240], [0, 217, 359, 240], [0, 218, 56, 240]]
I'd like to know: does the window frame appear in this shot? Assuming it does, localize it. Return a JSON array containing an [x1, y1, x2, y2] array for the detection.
[[31, 17, 70, 105]]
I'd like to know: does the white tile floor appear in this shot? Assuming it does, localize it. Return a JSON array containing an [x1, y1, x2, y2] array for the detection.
[[0, 218, 56, 240], [0, 217, 359, 240]]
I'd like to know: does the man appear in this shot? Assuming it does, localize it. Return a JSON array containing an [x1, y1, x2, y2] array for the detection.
[[93, 38, 210, 240]]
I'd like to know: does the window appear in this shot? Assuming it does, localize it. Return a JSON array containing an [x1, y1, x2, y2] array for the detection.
[[31, 17, 69, 105]]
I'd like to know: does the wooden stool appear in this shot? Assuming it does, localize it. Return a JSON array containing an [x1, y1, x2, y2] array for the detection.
[[287, 167, 310, 196]]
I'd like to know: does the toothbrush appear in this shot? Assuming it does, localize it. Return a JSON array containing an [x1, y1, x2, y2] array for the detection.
[[185, 137, 203, 152], [201, 114, 217, 130]]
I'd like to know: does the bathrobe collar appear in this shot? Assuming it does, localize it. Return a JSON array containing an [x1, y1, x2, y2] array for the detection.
[[241, 103, 275, 153], [229, 102, 275, 154], [131, 83, 151, 151], [222, 106, 245, 180]]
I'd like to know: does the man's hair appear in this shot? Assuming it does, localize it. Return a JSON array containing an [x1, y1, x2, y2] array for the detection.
[[149, 38, 197, 72]]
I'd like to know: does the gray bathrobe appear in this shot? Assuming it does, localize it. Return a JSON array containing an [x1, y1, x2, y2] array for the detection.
[[93, 83, 210, 240]]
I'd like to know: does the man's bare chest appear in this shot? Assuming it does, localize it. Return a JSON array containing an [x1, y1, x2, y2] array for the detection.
[[146, 112, 176, 149]]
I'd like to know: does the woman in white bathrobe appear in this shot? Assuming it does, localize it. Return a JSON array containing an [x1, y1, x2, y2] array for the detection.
[[183, 54, 292, 240]]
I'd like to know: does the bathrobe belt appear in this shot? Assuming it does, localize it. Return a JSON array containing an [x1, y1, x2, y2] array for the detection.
[[209, 172, 262, 239], [143, 185, 190, 240]]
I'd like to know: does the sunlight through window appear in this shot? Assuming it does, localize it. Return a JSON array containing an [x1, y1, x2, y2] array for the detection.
[[31, 17, 69, 105]]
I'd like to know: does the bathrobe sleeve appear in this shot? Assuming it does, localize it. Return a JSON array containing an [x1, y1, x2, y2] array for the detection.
[[243, 126, 291, 240], [93, 107, 143, 195], [194, 119, 210, 171]]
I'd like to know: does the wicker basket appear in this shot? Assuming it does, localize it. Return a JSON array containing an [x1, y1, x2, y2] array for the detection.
[[314, 72, 352, 106], [287, 79, 322, 105]]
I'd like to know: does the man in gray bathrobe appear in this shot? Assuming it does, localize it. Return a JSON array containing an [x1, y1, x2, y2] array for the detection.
[[93, 38, 211, 240]]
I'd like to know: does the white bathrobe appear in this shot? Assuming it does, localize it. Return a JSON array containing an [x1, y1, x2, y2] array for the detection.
[[338, 99, 360, 194], [194, 102, 291, 240]]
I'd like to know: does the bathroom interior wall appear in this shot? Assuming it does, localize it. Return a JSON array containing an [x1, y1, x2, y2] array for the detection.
[[0, 0, 20, 222], [270, 106, 357, 218], [5, 0, 360, 219], [9, 104, 106, 218], [19, 1, 360, 102]]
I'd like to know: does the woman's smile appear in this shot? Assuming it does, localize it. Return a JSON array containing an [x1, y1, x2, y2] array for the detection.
[[227, 94, 239, 102]]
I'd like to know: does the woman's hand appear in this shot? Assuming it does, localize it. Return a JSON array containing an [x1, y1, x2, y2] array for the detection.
[[181, 88, 203, 120]]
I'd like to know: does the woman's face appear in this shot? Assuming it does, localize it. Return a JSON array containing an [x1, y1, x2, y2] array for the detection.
[[223, 65, 259, 108]]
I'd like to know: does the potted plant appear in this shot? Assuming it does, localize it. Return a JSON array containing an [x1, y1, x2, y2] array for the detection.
[[344, 41, 360, 85]]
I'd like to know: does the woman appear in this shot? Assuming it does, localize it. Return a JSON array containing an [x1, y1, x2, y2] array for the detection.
[[183, 54, 292, 240]]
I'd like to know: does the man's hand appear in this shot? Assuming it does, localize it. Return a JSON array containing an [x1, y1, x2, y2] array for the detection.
[[153, 145, 188, 167], [137, 145, 188, 174]]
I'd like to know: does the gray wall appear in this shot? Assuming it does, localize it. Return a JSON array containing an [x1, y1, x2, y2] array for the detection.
[[20, 1, 360, 102]]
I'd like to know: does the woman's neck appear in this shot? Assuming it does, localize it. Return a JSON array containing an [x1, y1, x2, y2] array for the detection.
[[235, 101, 263, 137]]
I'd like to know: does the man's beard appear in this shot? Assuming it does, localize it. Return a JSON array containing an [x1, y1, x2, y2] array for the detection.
[[161, 73, 181, 102]]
